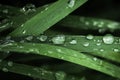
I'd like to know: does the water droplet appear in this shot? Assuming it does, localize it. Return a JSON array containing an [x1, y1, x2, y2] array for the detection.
[[8, 61, 13, 67], [68, 0, 75, 8], [103, 34, 114, 44], [107, 23, 118, 29], [0, 59, 2, 62], [20, 4, 36, 14], [20, 40, 25, 43], [86, 34, 94, 40], [45, 7, 48, 11], [100, 49, 104, 52], [85, 21, 89, 25], [52, 35, 65, 44], [2, 67, 8, 72], [56, 49, 62, 53], [55, 71, 66, 80], [113, 48, 119, 52], [48, 51, 53, 54], [96, 43, 101, 46], [93, 57, 97, 61], [37, 35, 47, 42], [2, 9, 8, 14], [27, 73, 31, 76], [5, 36, 11, 40], [25, 36, 33, 41], [83, 42, 89, 47], [69, 39, 77, 44], [23, 30, 26, 34]]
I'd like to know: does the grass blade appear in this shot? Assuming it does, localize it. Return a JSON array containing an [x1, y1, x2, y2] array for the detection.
[[9, 0, 87, 37], [0, 42, 120, 79], [57, 15, 120, 31]]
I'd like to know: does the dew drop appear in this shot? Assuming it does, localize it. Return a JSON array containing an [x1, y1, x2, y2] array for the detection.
[[100, 49, 104, 52], [0, 59, 2, 63], [8, 61, 13, 67], [96, 43, 101, 46], [25, 36, 33, 41], [52, 35, 65, 44], [83, 42, 89, 47], [86, 34, 94, 40], [2, 9, 8, 14], [20, 4, 36, 14], [27, 73, 31, 76], [93, 57, 97, 61], [23, 30, 26, 34], [113, 48, 119, 52], [2, 67, 8, 72], [55, 71, 66, 80], [56, 49, 62, 53], [37, 35, 47, 42], [68, 0, 75, 8], [69, 39, 77, 44], [103, 34, 114, 44]]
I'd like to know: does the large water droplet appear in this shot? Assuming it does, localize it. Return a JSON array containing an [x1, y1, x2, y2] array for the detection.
[[103, 34, 114, 44], [68, 0, 75, 8], [52, 35, 65, 44]]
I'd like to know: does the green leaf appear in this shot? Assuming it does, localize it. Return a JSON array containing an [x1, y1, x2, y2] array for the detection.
[[0, 42, 120, 79], [57, 15, 120, 31], [9, 0, 87, 37]]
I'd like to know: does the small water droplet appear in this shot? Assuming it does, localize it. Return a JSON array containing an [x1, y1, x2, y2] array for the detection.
[[52, 35, 65, 44], [100, 49, 104, 52], [113, 48, 119, 52], [37, 35, 47, 42], [8, 61, 13, 67], [83, 42, 89, 47], [2, 9, 8, 14], [85, 21, 89, 25], [56, 49, 62, 53], [86, 34, 94, 40], [55, 71, 66, 80], [0, 59, 2, 62], [93, 57, 97, 61], [96, 43, 101, 46], [23, 30, 26, 34], [69, 39, 77, 44], [25, 36, 33, 41], [2, 67, 8, 72], [20, 4, 36, 14], [48, 51, 53, 54], [103, 34, 114, 44], [27, 73, 31, 76], [68, 0, 75, 8]]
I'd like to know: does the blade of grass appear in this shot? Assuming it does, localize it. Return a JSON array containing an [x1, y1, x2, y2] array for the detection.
[[57, 15, 120, 31], [9, 0, 87, 37], [8, 35, 120, 63], [0, 60, 55, 80], [0, 42, 120, 79], [0, 60, 85, 80]]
